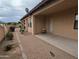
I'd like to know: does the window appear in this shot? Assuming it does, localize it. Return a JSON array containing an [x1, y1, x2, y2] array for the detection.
[[29, 20, 32, 27], [28, 19, 32, 27], [74, 14, 78, 29]]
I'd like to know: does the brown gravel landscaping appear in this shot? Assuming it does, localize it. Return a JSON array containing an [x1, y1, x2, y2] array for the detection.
[[0, 32, 23, 59]]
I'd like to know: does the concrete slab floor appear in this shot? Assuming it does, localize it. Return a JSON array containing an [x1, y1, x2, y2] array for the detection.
[[35, 34, 78, 58]]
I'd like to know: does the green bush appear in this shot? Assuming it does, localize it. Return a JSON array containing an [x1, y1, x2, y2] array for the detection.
[[4, 45, 13, 51], [5, 32, 13, 40], [9, 26, 15, 32], [4, 44, 18, 51], [20, 29, 25, 34]]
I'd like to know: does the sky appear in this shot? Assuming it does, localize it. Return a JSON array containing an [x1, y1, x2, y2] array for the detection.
[[0, 0, 42, 22]]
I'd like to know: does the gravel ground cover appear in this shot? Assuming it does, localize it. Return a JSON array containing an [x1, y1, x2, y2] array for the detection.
[[0, 33, 23, 59]]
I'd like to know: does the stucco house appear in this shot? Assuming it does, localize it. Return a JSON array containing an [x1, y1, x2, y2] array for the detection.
[[20, 0, 78, 58]]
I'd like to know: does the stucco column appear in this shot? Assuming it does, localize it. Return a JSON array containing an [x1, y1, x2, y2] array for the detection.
[[25, 19, 28, 32], [32, 15, 36, 35]]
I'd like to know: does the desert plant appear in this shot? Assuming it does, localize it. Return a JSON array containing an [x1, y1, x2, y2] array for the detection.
[[4, 45, 13, 51], [5, 32, 13, 40], [19, 25, 25, 34], [9, 26, 15, 32], [4, 43, 18, 51], [20, 29, 24, 34]]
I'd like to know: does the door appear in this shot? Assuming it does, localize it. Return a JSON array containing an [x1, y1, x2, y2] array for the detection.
[[46, 19, 53, 33]]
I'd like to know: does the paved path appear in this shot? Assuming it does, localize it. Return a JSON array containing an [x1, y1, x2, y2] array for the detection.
[[15, 28, 76, 59]]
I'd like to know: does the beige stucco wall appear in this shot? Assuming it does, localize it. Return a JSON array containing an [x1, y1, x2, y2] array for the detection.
[[0, 26, 5, 41], [49, 8, 77, 40], [33, 7, 77, 40], [28, 27, 32, 33]]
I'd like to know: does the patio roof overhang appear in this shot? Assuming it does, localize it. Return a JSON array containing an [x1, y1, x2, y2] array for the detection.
[[20, 0, 77, 21], [33, 0, 78, 16]]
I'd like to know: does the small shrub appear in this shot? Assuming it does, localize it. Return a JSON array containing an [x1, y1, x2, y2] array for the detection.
[[4, 44, 18, 51], [9, 26, 15, 32], [19, 25, 21, 28], [5, 32, 13, 40], [20, 29, 25, 34], [4, 45, 13, 51]]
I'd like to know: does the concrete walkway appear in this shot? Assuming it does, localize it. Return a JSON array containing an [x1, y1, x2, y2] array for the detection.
[[15, 28, 77, 59]]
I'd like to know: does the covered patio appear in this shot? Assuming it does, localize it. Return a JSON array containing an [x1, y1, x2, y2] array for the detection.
[[33, 0, 78, 58], [33, 0, 77, 39]]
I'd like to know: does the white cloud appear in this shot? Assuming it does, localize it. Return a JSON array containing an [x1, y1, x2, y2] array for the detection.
[[0, 0, 42, 22], [11, 0, 22, 7], [0, 17, 4, 19]]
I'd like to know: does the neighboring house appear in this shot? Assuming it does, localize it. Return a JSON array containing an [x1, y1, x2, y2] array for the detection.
[[20, 0, 78, 58]]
